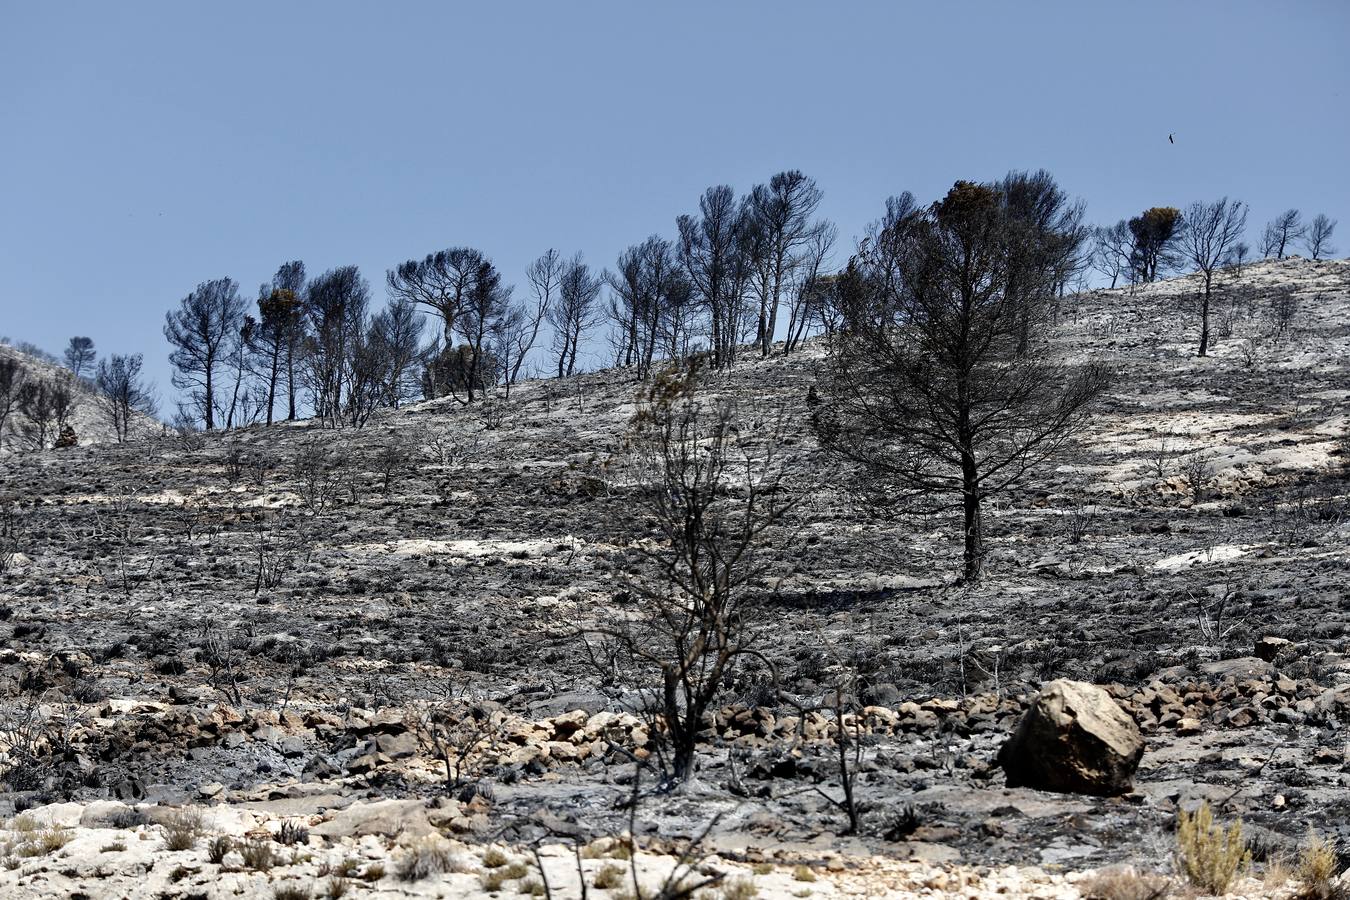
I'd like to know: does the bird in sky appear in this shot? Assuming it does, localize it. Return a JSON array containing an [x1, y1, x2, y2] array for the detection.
[[1168, 134, 1175, 144]]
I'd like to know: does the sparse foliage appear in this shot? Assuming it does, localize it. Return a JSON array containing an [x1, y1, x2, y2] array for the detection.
[[1092, 221, 1134, 289], [252, 282, 306, 425], [1225, 241, 1250, 276], [1262, 209, 1304, 259], [0, 358, 25, 451], [63, 336, 96, 378], [1180, 451, 1212, 502], [678, 186, 752, 369], [95, 353, 156, 441], [1178, 198, 1247, 356], [1078, 867, 1172, 900], [1303, 214, 1337, 261], [1268, 290, 1299, 341], [606, 237, 692, 379], [165, 277, 246, 430], [814, 180, 1109, 581], [593, 367, 793, 782], [162, 808, 205, 851], [547, 253, 604, 378], [742, 170, 831, 357], [1295, 827, 1346, 900], [412, 679, 501, 797]]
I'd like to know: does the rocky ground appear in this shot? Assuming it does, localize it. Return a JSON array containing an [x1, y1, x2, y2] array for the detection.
[[1, 257, 1348, 898]]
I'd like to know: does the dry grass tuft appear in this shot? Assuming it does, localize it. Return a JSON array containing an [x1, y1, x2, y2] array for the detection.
[[1295, 828, 1347, 900], [1079, 866, 1172, 900], [397, 835, 468, 882], [719, 877, 759, 900], [162, 808, 206, 851], [593, 861, 626, 889], [240, 839, 277, 871], [1, 814, 73, 860], [1176, 801, 1250, 895]]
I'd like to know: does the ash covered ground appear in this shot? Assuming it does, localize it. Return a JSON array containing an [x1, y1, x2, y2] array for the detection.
[[1, 257, 1348, 898]]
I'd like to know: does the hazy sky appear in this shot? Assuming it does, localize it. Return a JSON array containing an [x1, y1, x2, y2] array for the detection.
[[3, 1, 1347, 404]]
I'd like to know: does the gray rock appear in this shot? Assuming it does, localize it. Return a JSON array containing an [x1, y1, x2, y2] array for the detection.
[[278, 736, 307, 757], [374, 731, 418, 759], [253, 725, 284, 744], [345, 749, 391, 774], [310, 799, 434, 838], [242, 794, 353, 817], [110, 775, 147, 802], [1316, 685, 1350, 714], [1254, 636, 1295, 663], [526, 690, 609, 718], [349, 710, 408, 736], [302, 754, 339, 780], [997, 679, 1145, 796], [79, 800, 136, 828], [1199, 657, 1273, 680]]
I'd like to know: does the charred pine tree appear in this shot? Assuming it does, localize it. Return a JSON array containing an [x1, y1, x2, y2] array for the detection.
[[1179, 198, 1247, 357], [1128, 207, 1183, 282], [164, 278, 245, 430], [1303, 214, 1337, 260], [814, 181, 1108, 582], [95, 354, 156, 443], [593, 366, 793, 784], [678, 186, 751, 369], [1261, 209, 1304, 259], [547, 254, 603, 378]]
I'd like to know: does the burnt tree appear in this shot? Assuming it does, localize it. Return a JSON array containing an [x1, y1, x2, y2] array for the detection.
[[814, 181, 1109, 582]]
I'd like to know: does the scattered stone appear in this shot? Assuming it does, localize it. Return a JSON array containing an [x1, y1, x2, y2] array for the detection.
[[345, 749, 392, 774]]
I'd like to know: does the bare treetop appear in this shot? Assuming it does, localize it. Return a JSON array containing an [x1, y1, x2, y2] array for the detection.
[[1179, 197, 1248, 356]]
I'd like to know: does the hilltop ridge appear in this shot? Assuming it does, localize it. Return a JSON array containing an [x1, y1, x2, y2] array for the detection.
[[0, 342, 160, 453]]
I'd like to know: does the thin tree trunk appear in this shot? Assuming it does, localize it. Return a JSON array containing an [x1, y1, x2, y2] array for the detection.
[[286, 339, 298, 421], [204, 357, 215, 430], [1199, 274, 1211, 357], [765, 258, 784, 357], [961, 452, 983, 582], [265, 346, 279, 426]]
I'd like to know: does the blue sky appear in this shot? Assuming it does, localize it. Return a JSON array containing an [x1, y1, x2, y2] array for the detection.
[[2, 1, 1347, 404]]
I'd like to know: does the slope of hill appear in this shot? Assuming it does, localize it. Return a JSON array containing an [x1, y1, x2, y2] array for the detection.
[[0, 342, 160, 453], [0, 257, 1347, 897]]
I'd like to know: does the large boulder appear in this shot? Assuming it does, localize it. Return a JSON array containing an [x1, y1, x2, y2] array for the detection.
[[997, 679, 1144, 796]]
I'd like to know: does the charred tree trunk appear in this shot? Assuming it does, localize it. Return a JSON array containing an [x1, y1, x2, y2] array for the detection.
[[961, 451, 983, 582], [1199, 274, 1212, 357]]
